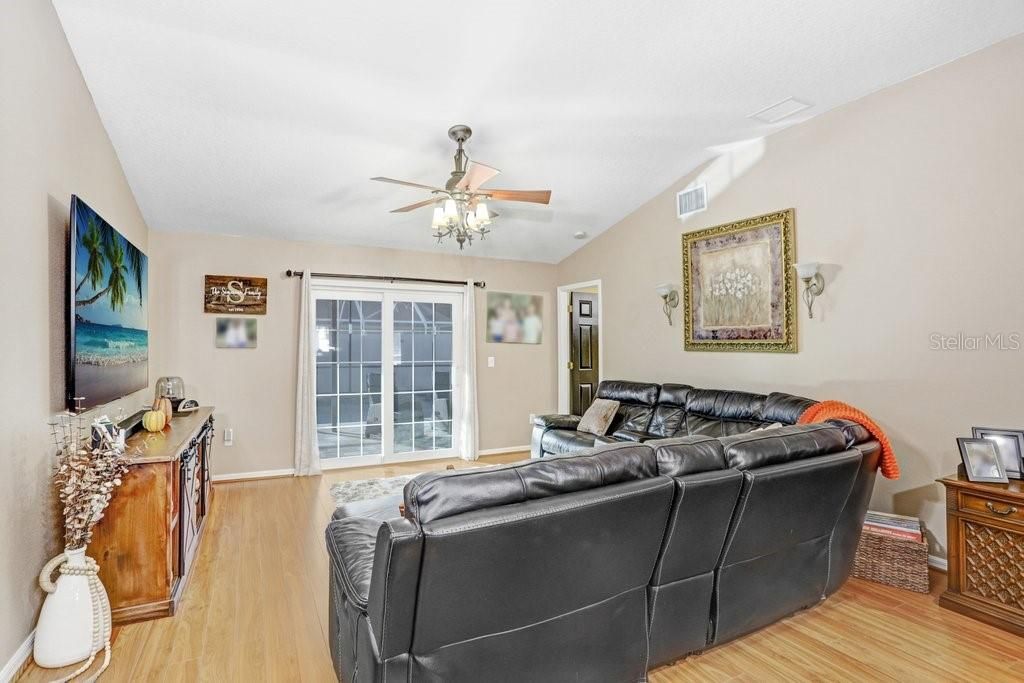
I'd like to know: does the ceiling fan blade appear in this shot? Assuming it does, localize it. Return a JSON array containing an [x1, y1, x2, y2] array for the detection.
[[483, 189, 552, 205], [371, 176, 446, 192], [390, 197, 442, 213], [455, 161, 501, 192]]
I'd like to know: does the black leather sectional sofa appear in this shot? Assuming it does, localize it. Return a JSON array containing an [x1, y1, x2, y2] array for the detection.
[[532, 380, 822, 458], [325, 381, 880, 682]]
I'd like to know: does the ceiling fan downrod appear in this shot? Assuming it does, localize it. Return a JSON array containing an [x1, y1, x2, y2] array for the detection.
[[446, 124, 472, 192]]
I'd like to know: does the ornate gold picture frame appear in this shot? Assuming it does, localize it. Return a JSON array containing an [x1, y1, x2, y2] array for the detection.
[[682, 209, 797, 352]]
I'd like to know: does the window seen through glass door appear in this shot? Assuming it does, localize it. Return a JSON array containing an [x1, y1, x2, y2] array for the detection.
[[393, 301, 453, 453], [315, 299, 383, 458]]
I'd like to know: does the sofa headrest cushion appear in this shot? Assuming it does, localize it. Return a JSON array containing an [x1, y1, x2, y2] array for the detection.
[[657, 383, 694, 407], [720, 424, 848, 470], [762, 392, 818, 424], [650, 436, 727, 476], [685, 389, 766, 421], [596, 380, 660, 406], [403, 442, 657, 523]]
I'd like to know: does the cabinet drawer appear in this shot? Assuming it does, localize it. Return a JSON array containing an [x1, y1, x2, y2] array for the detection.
[[960, 492, 1024, 524]]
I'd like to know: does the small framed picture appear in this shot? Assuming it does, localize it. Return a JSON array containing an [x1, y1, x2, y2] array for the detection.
[[215, 317, 257, 349], [958, 437, 1009, 483], [972, 427, 1024, 480]]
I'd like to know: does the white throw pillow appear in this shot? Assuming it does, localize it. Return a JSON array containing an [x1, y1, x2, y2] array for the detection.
[[577, 398, 621, 436]]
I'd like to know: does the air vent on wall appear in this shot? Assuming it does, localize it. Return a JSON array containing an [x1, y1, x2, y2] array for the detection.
[[677, 183, 707, 219]]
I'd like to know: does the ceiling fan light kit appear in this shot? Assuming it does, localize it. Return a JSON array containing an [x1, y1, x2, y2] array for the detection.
[[372, 125, 552, 250]]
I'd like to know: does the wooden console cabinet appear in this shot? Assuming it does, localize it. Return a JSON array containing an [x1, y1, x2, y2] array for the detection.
[[939, 474, 1024, 635], [87, 408, 215, 625]]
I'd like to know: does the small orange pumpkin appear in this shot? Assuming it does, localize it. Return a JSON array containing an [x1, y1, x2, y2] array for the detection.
[[153, 397, 173, 423], [142, 410, 167, 432]]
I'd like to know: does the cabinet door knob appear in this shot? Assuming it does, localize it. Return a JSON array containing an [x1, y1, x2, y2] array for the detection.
[[985, 501, 1018, 516]]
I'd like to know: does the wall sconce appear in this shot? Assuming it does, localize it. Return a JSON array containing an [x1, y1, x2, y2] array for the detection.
[[793, 262, 825, 318], [655, 283, 679, 326]]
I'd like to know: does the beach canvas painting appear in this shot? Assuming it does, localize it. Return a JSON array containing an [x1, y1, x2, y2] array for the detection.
[[69, 196, 149, 409]]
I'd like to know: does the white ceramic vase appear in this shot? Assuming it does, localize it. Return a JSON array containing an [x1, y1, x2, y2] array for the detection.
[[33, 547, 109, 668]]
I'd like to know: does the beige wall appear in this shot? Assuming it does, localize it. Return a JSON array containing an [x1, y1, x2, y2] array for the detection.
[[557, 35, 1024, 560], [150, 231, 558, 477], [0, 0, 152, 667]]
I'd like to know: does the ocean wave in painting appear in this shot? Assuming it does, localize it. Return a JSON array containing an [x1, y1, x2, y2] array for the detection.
[[74, 320, 149, 366]]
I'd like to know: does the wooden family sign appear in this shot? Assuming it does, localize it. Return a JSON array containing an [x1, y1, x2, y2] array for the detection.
[[204, 275, 268, 314]]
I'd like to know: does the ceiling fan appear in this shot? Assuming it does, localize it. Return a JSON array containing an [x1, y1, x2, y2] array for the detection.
[[371, 125, 552, 249]]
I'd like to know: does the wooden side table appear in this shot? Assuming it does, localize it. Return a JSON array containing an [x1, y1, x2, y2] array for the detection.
[[939, 474, 1024, 635]]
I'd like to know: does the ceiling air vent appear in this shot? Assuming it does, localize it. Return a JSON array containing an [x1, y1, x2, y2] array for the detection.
[[677, 183, 707, 219], [749, 97, 812, 124]]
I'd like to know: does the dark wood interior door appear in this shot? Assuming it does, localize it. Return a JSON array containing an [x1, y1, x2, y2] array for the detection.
[[570, 292, 600, 415]]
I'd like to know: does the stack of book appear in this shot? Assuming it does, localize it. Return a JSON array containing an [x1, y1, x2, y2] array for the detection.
[[863, 511, 923, 542]]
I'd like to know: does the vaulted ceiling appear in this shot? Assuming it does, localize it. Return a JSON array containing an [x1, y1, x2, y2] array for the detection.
[[55, 1, 1024, 262]]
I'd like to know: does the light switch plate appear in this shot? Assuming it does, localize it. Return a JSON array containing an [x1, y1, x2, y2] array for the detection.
[[487, 356, 495, 367]]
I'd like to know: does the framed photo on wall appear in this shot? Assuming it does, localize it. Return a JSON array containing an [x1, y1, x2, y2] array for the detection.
[[485, 292, 543, 344], [215, 317, 257, 348], [972, 427, 1024, 480], [682, 209, 797, 352]]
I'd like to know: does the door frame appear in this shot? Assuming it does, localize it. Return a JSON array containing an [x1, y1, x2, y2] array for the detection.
[[556, 279, 603, 414], [311, 278, 464, 470]]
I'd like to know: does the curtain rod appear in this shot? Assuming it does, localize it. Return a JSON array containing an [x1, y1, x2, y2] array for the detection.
[[285, 270, 486, 288]]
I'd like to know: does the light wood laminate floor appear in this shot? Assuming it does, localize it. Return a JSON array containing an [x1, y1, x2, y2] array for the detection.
[[18, 452, 1024, 682]]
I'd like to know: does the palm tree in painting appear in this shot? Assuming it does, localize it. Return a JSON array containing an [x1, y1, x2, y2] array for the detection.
[[74, 218, 105, 294], [74, 211, 144, 312]]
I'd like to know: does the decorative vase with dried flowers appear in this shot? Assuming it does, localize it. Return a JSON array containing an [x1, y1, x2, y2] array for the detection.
[[33, 413, 129, 679]]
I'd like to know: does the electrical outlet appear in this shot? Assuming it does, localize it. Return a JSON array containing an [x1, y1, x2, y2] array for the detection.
[[224, 428, 234, 446]]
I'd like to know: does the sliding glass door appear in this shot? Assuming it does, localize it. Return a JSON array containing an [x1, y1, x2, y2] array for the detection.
[[314, 283, 462, 467]]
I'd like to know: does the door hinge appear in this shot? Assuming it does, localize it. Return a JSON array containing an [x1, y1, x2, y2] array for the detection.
[[567, 303, 572, 313], [567, 361, 574, 370]]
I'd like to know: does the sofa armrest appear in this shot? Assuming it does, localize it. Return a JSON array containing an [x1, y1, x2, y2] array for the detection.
[[532, 414, 582, 430], [531, 414, 583, 458], [367, 517, 423, 660]]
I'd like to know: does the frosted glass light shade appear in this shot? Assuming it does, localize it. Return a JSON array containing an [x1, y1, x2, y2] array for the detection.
[[475, 203, 490, 222], [431, 207, 444, 227], [793, 262, 820, 279], [443, 199, 458, 219], [654, 282, 675, 297]]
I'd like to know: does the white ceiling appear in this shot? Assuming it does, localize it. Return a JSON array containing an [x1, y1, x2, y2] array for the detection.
[[54, 1, 1024, 263]]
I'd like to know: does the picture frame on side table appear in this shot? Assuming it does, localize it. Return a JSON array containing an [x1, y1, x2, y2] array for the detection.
[[972, 427, 1024, 480], [958, 437, 1009, 483]]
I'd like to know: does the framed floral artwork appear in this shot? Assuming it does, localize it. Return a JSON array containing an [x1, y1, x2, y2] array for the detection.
[[682, 209, 797, 352]]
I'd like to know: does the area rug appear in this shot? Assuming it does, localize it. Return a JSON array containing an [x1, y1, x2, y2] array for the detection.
[[330, 475, 415, 508]]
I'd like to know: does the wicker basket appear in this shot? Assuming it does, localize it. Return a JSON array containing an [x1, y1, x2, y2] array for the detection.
[[852, 526, 930, 593]]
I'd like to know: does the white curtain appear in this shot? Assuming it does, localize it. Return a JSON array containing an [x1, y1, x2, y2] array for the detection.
[[457, 280, 480, 461], [294, 271, 321, 476]]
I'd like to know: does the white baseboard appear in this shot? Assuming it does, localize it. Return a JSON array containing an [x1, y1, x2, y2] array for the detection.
[[212, 447, 529, 482], [211, 468, 295, 482], [479, 445, 531, 456], [1, 630, 34, 683], [928, 554, 948, 571]]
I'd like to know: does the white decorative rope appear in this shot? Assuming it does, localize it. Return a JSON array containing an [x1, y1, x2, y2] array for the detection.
[[38, 553, 113, 683]]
